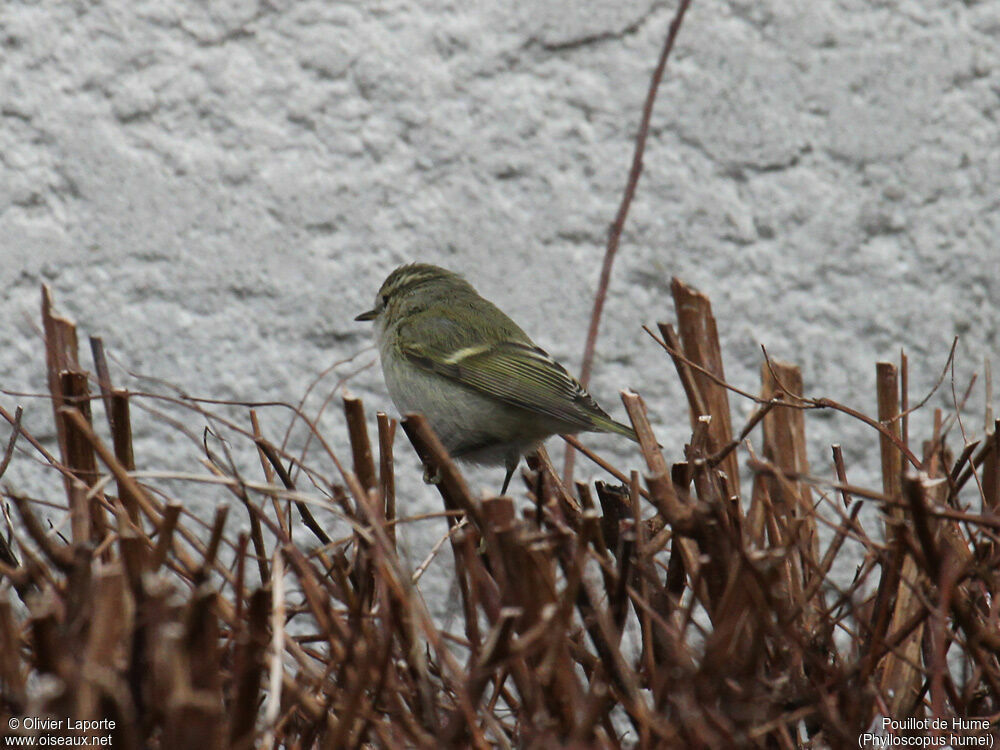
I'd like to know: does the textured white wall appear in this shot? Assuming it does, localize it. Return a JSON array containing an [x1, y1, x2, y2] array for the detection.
[[1, 2, 997, 570]]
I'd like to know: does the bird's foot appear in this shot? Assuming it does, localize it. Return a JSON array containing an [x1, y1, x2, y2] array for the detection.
[[422, 464, 442, 485]]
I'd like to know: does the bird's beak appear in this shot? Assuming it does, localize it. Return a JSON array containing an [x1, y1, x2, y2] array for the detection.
[[355, 309, 378, 322]]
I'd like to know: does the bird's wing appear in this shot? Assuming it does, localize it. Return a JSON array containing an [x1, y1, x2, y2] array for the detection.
[[399, 337, 635, 437]]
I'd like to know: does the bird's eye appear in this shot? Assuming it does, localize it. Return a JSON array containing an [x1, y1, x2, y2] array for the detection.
[[380, 294, 389, 308]]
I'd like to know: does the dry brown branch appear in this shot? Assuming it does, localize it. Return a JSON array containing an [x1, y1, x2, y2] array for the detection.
[[566, 0, 693, 485]]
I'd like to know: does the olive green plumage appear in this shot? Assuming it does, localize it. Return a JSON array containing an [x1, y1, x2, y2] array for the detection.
[[356, 263, 636, 494]]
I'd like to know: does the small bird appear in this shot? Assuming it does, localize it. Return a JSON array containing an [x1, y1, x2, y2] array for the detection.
[[356, 263, 637, 495]]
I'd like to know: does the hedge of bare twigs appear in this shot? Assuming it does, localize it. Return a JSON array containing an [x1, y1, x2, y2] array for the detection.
[[0, 280, 997, 749]]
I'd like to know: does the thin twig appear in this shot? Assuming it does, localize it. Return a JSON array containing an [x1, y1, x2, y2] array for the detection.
[[566, 0, 693, 484]]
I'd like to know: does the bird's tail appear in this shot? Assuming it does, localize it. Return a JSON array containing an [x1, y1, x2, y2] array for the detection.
[[593, 415, 639, 442]]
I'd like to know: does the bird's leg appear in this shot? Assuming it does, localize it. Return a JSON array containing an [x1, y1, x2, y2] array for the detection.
[[422, 463, 442, 485], [500, 454, 519, 496]]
